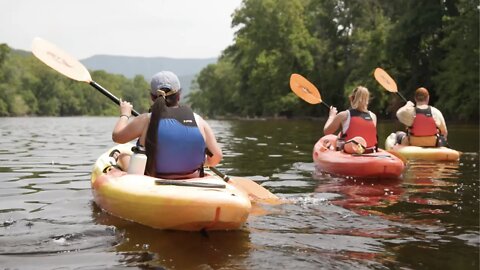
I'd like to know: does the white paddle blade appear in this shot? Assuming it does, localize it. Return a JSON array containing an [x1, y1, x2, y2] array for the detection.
[[32, 37, 92, 82], [374, 68, 398, 93]]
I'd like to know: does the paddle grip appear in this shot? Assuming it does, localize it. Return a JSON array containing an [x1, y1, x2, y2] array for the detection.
[[321, 102, 330, 109], [90, 81, 140, 117], [209, 166, 230, 182]]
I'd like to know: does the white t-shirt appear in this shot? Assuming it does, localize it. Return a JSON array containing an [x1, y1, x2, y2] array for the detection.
[[396, 102, 448, 135]]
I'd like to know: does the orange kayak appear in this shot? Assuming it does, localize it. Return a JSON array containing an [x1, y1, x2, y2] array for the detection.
[[91, 144, 251, 231], [313, 135, 405, 179]]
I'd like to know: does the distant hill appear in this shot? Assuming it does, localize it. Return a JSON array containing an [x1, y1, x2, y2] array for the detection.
[[12, 48, 31, 56], [80, 55, 217, 97]]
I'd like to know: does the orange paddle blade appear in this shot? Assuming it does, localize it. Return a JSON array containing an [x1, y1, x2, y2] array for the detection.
[[289, 73, 322, 104], [32, 37, 92, 83], [374, 68, 398, 93]]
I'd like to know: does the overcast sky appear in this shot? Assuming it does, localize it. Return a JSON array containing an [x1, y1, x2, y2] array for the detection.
[[1, 0, 243, 59]]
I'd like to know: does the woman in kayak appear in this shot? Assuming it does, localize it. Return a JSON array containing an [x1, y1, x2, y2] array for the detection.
[[323, 86, 378, 153], [111, 71, 222, 179]]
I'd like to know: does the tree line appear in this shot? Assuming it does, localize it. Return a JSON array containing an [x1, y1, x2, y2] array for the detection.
[[0, 0, 478, 122], [188, 0, 479, 121], [0, 45, 151, 117]]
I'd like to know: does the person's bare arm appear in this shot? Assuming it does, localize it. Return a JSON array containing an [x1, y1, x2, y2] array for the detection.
[[370, 111, 377, 126], [324, 107, 346, 135], [432, 107, 448, 137], [112, 100, 148, 143], [195, 114, 222, 167]]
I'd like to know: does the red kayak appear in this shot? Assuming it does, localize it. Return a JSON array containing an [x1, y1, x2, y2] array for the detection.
[[313, 135, 405, 179]]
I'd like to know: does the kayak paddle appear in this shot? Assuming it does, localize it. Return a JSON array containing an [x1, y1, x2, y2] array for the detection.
[[31, 37, 139, 116], [289, 73, 330, 108], [290, 72, 407, 165], [31, 37, 280, 204], [373, 68, 408, 102], [208, 167, 280, 204]]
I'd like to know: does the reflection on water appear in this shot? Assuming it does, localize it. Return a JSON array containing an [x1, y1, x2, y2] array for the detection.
[[0, 117, 478, 269], [92, 202, 252, 269], [314, 176, 404, 216], [313, 155, 479, 269], [314, 160, 462, 218]]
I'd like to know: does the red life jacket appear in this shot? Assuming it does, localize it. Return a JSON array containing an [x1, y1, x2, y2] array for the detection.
[[409, 106, 438, 136], [341, 109, 378, 148]]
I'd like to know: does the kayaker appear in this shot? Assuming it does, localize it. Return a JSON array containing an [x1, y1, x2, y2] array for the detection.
[[111, 71, 223, 178], [323, 86, 378, 153], [395, 87, 448, 147]]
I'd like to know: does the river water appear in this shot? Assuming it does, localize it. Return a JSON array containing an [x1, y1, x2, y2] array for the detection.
[[0, 117, 478, 270]]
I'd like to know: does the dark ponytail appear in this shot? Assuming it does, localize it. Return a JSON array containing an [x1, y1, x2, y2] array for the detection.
[[144, 91, 180, 176], [144, 97, 166, 176]]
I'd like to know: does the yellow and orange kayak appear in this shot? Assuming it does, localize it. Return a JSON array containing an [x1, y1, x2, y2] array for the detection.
[[91, 144, 251, 231], [385, 133, 461, 161], [313, 135, 405, 179]]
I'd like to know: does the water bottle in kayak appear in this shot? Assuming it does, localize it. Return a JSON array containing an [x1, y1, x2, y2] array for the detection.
[[128, 146, 147, 175]]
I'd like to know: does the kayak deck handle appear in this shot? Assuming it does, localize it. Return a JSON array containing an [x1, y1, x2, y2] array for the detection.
[[155, 180, 226, 189]]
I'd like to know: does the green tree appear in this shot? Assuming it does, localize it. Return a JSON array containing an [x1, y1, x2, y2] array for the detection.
[[191, 0, 478, 121], [433, 0, 479, 121], [11, 95, 29, 115], [307, 0, 395, 115], [385, 0, 445, 100], [120, 75, 150, 114], [0, 44, 167, 117], [189, 59, 240, 117], [0, 44, 9, 69], [226, 0, 316, 117], [0, 2, 478, 122]]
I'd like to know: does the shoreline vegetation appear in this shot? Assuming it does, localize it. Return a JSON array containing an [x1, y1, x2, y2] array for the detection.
[[0, 1, 478, 122], [1, 115, 478, 126]]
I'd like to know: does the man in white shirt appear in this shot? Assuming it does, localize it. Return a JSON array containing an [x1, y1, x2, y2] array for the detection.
[[395, 87, 448, 147]]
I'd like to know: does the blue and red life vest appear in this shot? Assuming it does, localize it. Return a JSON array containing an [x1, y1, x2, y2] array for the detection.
[[154, 105, 206, 175], [341, 109, 377, 149]]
